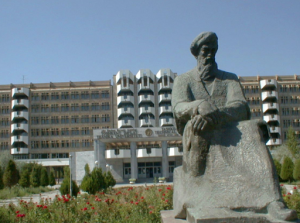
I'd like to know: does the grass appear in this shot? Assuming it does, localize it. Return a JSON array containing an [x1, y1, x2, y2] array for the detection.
[[0, 185, 54, 200]]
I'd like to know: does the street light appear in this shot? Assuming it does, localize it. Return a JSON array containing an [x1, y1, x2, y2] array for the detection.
[[95, 160, 98, 168], [69, 154, 72, 197]]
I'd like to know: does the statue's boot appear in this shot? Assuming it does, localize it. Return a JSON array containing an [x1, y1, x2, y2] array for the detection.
[[267, 201, 298, 221]]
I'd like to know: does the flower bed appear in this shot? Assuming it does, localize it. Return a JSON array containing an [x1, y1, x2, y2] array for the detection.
[[0, 185, 173, 223]]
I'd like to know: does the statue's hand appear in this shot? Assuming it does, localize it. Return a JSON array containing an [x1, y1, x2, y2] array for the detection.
[[191, 114, 213, 135], [197, 101, 219, 125]]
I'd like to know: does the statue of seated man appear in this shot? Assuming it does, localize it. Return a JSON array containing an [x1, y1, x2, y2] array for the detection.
[[171, 32, 297, 222]]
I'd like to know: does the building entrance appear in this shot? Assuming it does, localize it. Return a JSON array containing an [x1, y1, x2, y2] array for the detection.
[[138, 162, 161, 179]]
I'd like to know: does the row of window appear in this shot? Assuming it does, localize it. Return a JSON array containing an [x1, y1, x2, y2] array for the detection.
[[31, 102, 110, 112], [31, 140, 92, 149], [30, 153, 69, 159], [280, 85, 300, 92], [31, 127, 93, 137], [282, 120, 300, 128], [281, 96, 300, 104], [0, 130, 9, 138], [31, 91, 110, 101], [31, 114, 110, 125], [0, 142, 9, 150], [281, 108, 300, 116]]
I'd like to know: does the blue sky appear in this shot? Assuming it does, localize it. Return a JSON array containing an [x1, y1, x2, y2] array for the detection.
[[0, 0, 299, 85]]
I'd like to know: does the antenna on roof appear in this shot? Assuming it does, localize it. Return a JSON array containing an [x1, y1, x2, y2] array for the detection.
[[22, 75, 25, 84]]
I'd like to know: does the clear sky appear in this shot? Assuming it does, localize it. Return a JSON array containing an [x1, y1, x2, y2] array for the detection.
[[0, 0, 299, 85]]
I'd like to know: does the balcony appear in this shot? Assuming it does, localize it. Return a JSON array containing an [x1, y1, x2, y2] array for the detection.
[[11, 123, 29, 134], [261, 91, 278, 101], [11, 135, 29, 145], [106, 149, 131, 159], [158, 82, 174, 92], [117, 95, 134, 106], [263, 114, 280, 124], [12, 88, 29, 98], [269, 126, 281, 135], [138, 95, 154, 104], [159, 94, 172, 103], [168, 147, 183, 156], [117, 84, 134, 94], [266, 138, 282, 146], [115, 70, 134, 83], [11, 111, 29, 121], [139, 107, 155, 116], [139, 119, 155, 127], [117, 107, 135, 118], [159, 106, 173, 115], [156, 69, 176, 80], [160, 118, 175, 126], [260, 79, 277, 90], [262, 103, 279, 113], [137, 148, 162, 158], [118, 119, 135, 128], [137, 83, 154, 93], [11, 99, 29, 109], [11, 148, 29, 155]]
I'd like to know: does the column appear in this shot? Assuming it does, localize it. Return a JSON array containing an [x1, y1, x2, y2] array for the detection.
[[130, 142, 138, 179], [94, 139, 106, 171], [161, 140, 169, 179]]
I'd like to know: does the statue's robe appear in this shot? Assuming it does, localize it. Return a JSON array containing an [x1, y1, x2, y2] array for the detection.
[[171, 67, 284, 221]]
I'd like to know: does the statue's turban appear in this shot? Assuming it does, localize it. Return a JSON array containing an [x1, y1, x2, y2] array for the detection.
[[190, 32, 218, 57]]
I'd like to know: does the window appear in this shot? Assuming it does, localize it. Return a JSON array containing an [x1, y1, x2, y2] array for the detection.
[[81, 115, 89, 123], [31, 93, 40, 101], [71, 127, 79, 135], [1, 106, 9, 114], [0, 130, 9, 138], [61, 140, 70, 148], [41, 93, 49, 100], [91, 91, 100, 99], [71, 115, 79, 123], [51, 92, 59, 100], [71, 92, 79, 99], [41, 141, 50, 148], [51, 116, 59, 124], [282, 108, 290, 116], [51, 128, 59, 136], [31, 141, 39, 149], [41, 128, 50, 136], [91, 103, 100, 111], [61, 104, 69, 112], [31, 105, 40, 113], [91, 115, 100, 123], [102, 114, 110, 122], [31, 129, 40, 137], [31, 117, 39, 125], [61, 116, 69, 124], [101, 102, 110, 110], [101, 91, 109, 98], [71, 103, 79, 111], [51, 140, 59, 148], [81, 127, 90, 135], [1, 94, 9, 102], [61, 128, 69, 136], [71, 140, 80, 148], [281, 96, 289, 104], [61, 92, 69, 100], [81, 103, 89, 111], [82, 139, 90, 147], [41, 117, 49, 124], [51, 104, 59, 112], [81, 91, 89, 99], [41, 104, 49, 112], [1, 118, 9, 126]]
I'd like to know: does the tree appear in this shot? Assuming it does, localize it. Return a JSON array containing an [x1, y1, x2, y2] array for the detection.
[[30, 166, 40, 187], [19, 169, 30, 188], [49, 170, 56, 186], [80, 163, 92, 192], [280, 157, 294, 182], [0, 166, 4, 190], [293, 159, 300, 181], [84, 164, 90, 176], [3, 159, 20, 188], [81, 167, 106, 194], [0, 151, 13, 171], [286, 126, 300, 158], [40, 167, 49, 186], [273, 159, 282, 181], [59, 167, 79, 197], [104, 171, 116, 188]]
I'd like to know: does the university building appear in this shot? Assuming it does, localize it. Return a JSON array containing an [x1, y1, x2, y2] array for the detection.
[[0, 71, 299, 182]]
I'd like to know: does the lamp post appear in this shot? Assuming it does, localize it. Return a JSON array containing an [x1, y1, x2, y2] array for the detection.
[[69, 154, 72, 196], [95, 160, 98, 168]]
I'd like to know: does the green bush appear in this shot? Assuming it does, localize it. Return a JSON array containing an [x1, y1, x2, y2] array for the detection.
[[293, 159, 300, 181], [59, 167, 79, 197], [3, 159, 19, 188], [19, 169, 30, 188], [49, 171, 56, 186], [105, 171, 116, 188], [0, 166, 4, 190], [280, 156, 294, 182], [80, 167, 106, 194], [30, 166, 40, 187], [273, 159, 282, 181], [40, 167, 49, 186]]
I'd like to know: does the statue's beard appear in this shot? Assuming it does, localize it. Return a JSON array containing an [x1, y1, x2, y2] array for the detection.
[[197, 58, 218, 80]]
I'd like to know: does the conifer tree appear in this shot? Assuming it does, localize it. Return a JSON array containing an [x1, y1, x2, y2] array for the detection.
[[273, 159, 282, 181], [0, 166, 4, 189], [30, 166, 40, 187], [19, 169, 30, 188], [286, 126, 300, 157], [59, 167, 79, 196], [280, 156, 294, 182], [49, 170, 56, 186], [293, 159, 300, 181], [3, 159, 19, 188], [40, 167, 49, 186], [104, 171, 116, 188], [80, 163, 92, 192]]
